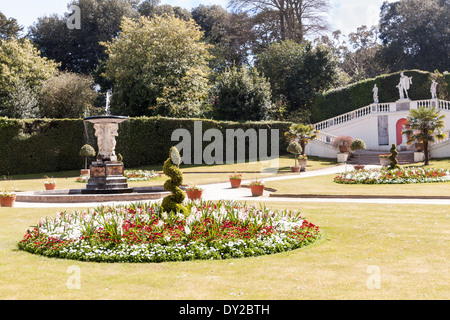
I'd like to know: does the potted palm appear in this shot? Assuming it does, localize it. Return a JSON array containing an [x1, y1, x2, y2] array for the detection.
[[44, 176, 56, 190], [79, 144, 96, 176], [0, 191, 16, 207], [351, 139, 367, 170], [287, 141, 302, 173], [284, 123, 319, 155], [229, 173, 242, 188], [249, 179, 264, 196], [185, 185, 204, 200]]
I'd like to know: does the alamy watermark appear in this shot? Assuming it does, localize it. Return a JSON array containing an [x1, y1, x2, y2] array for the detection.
[[171, 121, 280, 173], [67, 5, 81, 30], [66, 265, 81, 289], [366, 265, 381, 290]]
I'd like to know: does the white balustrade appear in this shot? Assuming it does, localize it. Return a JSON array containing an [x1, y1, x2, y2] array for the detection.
[[314, 99, 450, 132], [439, 100, 450, 111], [315, 132, 336, 146]]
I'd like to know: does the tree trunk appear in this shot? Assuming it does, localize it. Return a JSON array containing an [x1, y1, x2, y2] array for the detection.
[[424, 141, 429, 165], [300, 140, 306, 155]]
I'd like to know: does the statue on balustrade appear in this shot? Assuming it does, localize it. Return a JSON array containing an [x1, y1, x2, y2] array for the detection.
[[396, 72, 412, 100], [430, 80, 438, 99], [372, 84, 379, 104]]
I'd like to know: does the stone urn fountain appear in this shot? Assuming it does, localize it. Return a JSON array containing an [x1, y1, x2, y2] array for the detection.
[[82, 115, 133, 194]]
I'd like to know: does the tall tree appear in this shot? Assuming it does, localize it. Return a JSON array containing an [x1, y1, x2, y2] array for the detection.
[[28, 0, 139, 74], [0, 38, 59, 118], [192, 5, 254, 69], [211, 65, 273, 121], [257, 40, 338, 121], [318, 26, 386, 83], [229, 0, 330, 45], [102, 15, 212, 117], [378, 0, 450, 72], [0, 11, 23, 40], [38, 72, 100, 118], [139, 0, 192, 20]]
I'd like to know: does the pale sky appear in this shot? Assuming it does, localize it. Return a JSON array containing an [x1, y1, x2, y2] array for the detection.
[[0, 0, 396, 37]]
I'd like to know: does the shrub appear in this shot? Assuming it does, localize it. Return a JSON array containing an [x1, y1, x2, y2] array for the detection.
[[39, 72, 100, 118], [332, 135, 354, 150], [211, 65, 273, 121], [287, 141, 302, 167], [388, 144, 401, 170], [0, 117, 292, 176], [79, 144, 96, 170], [351, 139, 366, 165], [161, 146, 188, 215]]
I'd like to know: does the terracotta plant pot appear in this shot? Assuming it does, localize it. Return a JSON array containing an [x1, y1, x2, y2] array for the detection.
[[1, 195, 16, 207], [186, 189, 203, 200], [80, 169, 90, 176], [229, 179, 242, 188], [250, 185, 264, 197], [45, 183, 56, 190], [354, 165, 365, 171], [290, 166, 300, 173]]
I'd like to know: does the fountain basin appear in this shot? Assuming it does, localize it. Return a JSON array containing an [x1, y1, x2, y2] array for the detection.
[[15, 187, 170, 203], [83, 115, 129, 124]]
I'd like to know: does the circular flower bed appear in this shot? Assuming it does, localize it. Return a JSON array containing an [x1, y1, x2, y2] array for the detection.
[[76, 169, 161, 183], [334, 167, 450, 184], [18, 200, 320, 263]]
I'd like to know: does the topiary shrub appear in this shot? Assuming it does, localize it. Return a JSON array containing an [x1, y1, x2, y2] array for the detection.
[[161, 146, 188, 215], [79, 144, 96, 170], [286, 141, 302, 167], [351, 139, 366, 166], [388, 143, 401, 170]]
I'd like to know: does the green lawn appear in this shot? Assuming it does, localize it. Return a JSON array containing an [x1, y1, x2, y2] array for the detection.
[[267, 158, 450, 198], [0, 201, 448, 299], [0, 155, 338, 193], [267, 173, 450, 197]]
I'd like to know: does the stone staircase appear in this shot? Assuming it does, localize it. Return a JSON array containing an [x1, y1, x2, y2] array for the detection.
[[347, 150, 415, 165]]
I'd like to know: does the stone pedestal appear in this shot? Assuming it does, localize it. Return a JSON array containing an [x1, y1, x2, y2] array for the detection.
[[396, 99, 411, 111], [414, 152, 424, 163], [82, 161, 133, 194], [337, 153, 349, 163]]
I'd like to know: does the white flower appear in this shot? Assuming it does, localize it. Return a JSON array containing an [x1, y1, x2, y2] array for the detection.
[[184, 225, 191, 235], [176, 212, 184, 221]]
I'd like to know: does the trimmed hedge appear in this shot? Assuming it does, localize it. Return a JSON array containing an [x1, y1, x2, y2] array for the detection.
[[310, 70, 450, 123], [0, 117, 291, 176]]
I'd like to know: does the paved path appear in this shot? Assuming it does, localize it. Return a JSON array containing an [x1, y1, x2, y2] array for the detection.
[[12, 164, 450, 208]]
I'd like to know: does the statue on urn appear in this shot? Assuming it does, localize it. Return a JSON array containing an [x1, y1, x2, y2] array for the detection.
[[94, 123, 119, 161]]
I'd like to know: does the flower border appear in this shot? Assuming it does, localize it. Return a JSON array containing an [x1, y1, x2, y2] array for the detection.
[[334, 167, 450, 184], [18, 201, 321, 263]]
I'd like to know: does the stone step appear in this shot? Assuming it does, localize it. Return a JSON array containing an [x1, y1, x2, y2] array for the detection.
[[347, 151, 414, 165]]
